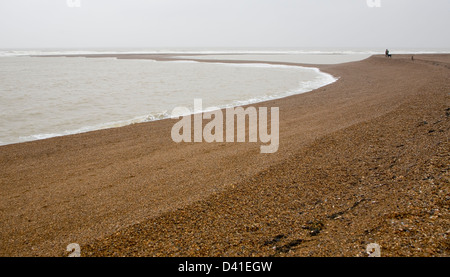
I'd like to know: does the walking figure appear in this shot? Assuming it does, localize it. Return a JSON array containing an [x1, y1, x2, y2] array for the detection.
[[385, 49, 392, 58]]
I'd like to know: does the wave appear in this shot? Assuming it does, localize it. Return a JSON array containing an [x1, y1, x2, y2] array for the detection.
[[14, 111, 171, 145]]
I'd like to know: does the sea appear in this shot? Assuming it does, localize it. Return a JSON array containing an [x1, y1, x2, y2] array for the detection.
[[0, 47, 448, 145]]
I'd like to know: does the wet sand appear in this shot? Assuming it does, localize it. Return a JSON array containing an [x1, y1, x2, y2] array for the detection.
[[0, 54, 448, 257]]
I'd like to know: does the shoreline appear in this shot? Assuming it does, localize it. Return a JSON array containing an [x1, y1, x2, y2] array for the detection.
[[1, 54, 448, 257], [0, 54, 339, 147]]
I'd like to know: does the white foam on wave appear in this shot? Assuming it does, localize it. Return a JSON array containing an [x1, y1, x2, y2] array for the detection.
[[127, 60, 338, 112], [14, 111, 171, 145], [114, 62, 337, 120], [216, 64, 337, 106]]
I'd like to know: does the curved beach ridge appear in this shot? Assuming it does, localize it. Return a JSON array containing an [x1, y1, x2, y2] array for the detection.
[[0, 54, 448, 257]]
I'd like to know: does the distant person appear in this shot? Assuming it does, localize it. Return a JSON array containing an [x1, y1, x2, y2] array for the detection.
[[385, 49, 392, 58]]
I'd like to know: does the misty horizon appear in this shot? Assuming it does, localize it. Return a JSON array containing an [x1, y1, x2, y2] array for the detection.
[[1, 0, 449, 50]]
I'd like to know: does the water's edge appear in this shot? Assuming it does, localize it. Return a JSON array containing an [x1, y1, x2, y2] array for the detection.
[[1, 55, 339, 146]]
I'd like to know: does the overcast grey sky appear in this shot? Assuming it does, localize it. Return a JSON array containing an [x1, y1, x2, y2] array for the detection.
[[0, 0, 449, 49]]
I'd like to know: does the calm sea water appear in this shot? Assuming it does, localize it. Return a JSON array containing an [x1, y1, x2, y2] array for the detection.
[[0, 54, 342, 145]]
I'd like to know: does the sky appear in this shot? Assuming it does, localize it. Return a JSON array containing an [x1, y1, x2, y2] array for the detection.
[[0, 0, 449, 49]]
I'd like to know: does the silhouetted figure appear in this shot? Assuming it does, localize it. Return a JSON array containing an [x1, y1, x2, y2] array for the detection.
[[411, 56, 414, 61], [385, 49, 392, 58]]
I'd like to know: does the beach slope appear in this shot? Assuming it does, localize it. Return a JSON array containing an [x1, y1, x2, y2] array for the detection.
[[0, 54, 448, 257]]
